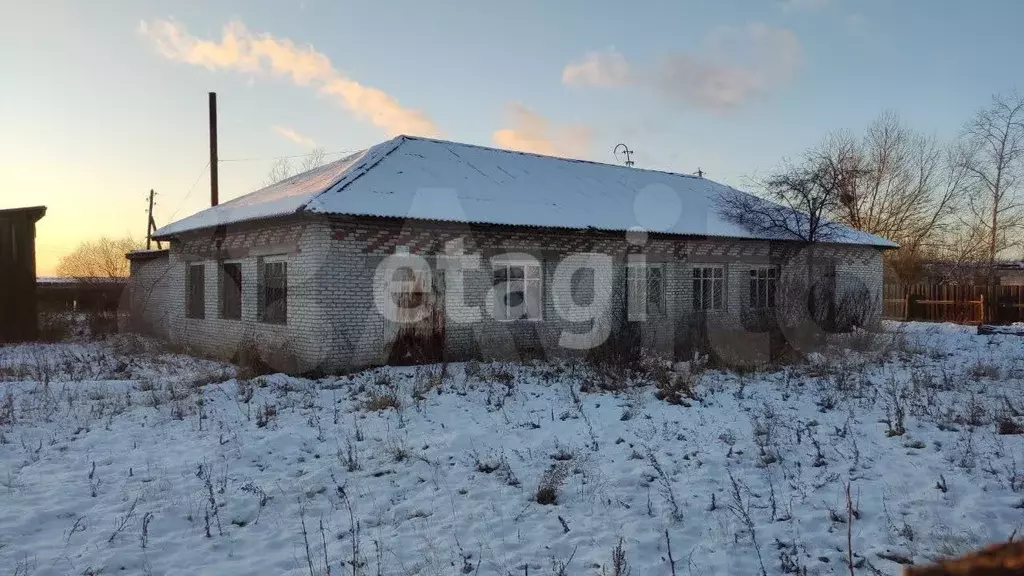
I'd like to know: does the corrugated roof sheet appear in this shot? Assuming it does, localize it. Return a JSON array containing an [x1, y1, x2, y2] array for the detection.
[[154, 135, 897, 247]]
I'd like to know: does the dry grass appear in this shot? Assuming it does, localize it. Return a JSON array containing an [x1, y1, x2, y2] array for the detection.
[[0, 391, 14, 426], [364, 372, 402, 412], [535, 463, 568, 505]]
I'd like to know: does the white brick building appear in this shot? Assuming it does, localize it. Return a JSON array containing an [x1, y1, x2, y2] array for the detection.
[[128, 136, 895, 373]]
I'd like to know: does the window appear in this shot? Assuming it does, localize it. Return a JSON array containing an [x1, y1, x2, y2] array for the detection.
[[493, 260, 542, 321], [186, 264, 205, 319], [627, 263, 665, 320], [220, 262, 242, 320], [749, 266, 777, 309], [389, 266, 428, 312], [692, 265, 724, 311], [260, 260, 287, 324]]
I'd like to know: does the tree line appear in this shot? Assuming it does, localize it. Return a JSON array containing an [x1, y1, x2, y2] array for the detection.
[[722, 90, 1024, 286]]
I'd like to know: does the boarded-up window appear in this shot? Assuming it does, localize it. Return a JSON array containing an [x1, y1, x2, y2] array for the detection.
[[220, 262, 242, 320], [260, 260, 287, 324], [692, 265, 724, 311], [493, 261, 542, 321], [186, 264, 205, 319], [749, 266, 777, 309]]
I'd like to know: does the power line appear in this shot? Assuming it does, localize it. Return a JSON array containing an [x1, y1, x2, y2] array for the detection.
[[218, 149, 357, 163], [168, 161, 210, 222], [161, 149, 354, 224]]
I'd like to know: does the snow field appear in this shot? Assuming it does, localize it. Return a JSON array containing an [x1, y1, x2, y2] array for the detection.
[[1, 323, 1023, 575]]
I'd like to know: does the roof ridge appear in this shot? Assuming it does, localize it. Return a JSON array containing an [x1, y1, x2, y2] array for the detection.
[[396, 135, 706, 182], [298, 135, 408, 214]]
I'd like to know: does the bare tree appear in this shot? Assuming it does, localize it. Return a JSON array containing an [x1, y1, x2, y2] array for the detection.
[[262, 148, 328, 187], [719, 134, 859, 244], [719, 136, 862, 332], [959, 91, 1024, 284], [56, 237, 141, 279], [829, 112, 969, 283], [923, 222, 990, 285]]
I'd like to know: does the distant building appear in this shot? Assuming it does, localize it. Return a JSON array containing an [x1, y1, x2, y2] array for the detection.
[[0, 206, 46, 343], [128, 136, 894, 373], [36, 277, 127, 313], [995, 262, 1024, 286]]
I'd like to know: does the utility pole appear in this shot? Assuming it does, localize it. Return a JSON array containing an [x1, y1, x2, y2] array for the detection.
[[147, 189, 155, 250], [146, 189, 163, 250], [209, 92, 219, 207]]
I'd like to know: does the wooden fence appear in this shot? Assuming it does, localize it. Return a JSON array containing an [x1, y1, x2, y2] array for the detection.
[[883, 284, 1024, 325]]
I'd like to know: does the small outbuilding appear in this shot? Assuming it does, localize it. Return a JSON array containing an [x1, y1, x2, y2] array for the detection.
[[0, 205, 46, 343]]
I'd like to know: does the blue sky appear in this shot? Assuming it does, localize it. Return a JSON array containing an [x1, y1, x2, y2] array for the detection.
[[2, 0, 1021, 274]]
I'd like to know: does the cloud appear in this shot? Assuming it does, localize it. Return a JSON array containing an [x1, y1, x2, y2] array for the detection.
[[272, 125, 317, 148], [562, 49, 631, 87], [492, 104, 592, 159], [139, 19, 440, 137], [562, 23, 802, 113]]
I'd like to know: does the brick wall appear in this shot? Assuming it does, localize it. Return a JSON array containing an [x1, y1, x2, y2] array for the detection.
[[128, 215, 886, 373]]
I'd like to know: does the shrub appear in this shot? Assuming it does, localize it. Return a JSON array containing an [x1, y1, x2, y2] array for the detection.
[[255, 403, 277, 428], [654, 351, 706, 405], [655, 372, 692, 405], [535, 485, 558, 505], [412, 364, 447, 400], [482, 365, 515, 384], [364, 372, 401, 412], [231, 338, 274, 378], [833, 284, 878, 333], [37, 313, 73, 343], [535, 463, 568, 505], [674, 314, 711, 364], [969, 361, 1001, 381], [85, 311, 119, 339], [998, 417, 1024, 436], [585, 321, 642, 391], [0, 391, 14, 425]]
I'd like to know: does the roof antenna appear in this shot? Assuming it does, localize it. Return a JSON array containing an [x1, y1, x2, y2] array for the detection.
[[694, 167, 705, 178], [613, 143, 635, 168]]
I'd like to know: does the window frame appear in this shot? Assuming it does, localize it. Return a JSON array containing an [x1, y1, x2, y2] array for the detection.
[[259, 257, 288, 325], [492, 257, 543, 322], [219, 261, 243, 320], [748, 265, 778, 310], [691, 264, 725, 311], [185, 263, 206, 319], [626, 261, 666, 320]]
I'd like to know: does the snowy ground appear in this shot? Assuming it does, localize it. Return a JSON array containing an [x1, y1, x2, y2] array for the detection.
[[1, 324, 1023, 575]]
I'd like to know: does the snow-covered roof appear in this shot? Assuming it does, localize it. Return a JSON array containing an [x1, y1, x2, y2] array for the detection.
[[125, 249, 170, 261], [154, 135, 897, 247]]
